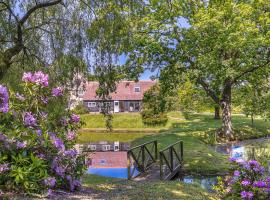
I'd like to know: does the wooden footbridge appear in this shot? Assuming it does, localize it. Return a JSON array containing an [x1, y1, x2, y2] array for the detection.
[[127, 140, 183, 180]]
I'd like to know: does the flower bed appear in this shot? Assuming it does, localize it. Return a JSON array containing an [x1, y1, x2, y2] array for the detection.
[[0, 71, 86, 196]]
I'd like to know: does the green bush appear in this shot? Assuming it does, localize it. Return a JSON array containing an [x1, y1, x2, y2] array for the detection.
[[141, 110, 168, 126], [0, 71, 86, 195], [73, 103, 88, 114]]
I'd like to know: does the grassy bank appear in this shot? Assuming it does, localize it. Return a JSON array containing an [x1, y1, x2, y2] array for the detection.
[[82, 174, 219, 200], [80, 112, 183, 130]]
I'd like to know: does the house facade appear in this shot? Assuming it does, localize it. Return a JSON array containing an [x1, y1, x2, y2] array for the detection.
[[82, 80, 156, 113]]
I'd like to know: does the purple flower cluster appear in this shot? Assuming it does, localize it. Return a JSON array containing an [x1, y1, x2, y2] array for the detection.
[[24, 112, 37, 127], [223, 158, 270, 199], [66, 131, 76, 141], [0, 163, 10, 173], [0, 85, 9, 113], [241, 179, 251, 186], [241, 191, 253, 200], [16, 141, 27, 149], [64, 149, 77, 157], [70, 114, 80, 124], [43, 177, 56, 188], [22, 71, 49, 87], [50, 135, 65, 151], [66, 175, 81, 191], [253, 181, 267, 188], [52, 87, 63, 97]]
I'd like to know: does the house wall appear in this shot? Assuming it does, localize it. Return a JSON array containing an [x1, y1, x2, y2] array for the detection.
[[83, 100, 142, 113]]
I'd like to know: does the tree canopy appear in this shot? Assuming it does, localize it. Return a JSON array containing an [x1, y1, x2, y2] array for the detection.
[[88, 0, 270, 138]]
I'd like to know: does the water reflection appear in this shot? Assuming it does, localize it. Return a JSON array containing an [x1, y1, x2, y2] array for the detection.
[[178, 175, 218, 192], [213, 137, 270, 165], [86, 147, 140, 179]]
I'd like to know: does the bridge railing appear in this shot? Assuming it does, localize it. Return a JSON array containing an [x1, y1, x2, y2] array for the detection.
[[127, 140, 158, 179], [159, 141, 183, 180]]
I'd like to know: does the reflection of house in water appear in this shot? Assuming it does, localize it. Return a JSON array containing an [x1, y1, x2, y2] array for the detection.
[[89, 152, 128, 168], [85, 141, 130, 168], [83, 141, 130, 152]]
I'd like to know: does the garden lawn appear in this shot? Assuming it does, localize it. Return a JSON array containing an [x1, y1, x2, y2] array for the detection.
[[80, 111, 183, 130], [82, 174, 219, 200]]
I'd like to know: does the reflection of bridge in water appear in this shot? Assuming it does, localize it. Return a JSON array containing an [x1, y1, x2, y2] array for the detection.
[[86, 140, 184, 181]]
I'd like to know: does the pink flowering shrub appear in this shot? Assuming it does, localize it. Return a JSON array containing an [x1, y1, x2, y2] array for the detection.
[[214, 158, 270, 199], [0, 71, 86, 195]]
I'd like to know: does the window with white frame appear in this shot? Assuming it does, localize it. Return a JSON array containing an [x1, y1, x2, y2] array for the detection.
[[134, 86, 140, 92], [88, 145, 96, 151], [87, 102, 96, 107], [102, 145, 111, 151]]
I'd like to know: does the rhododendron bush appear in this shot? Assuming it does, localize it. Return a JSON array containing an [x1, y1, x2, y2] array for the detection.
[[215, 158, 270, 199], [0, 71, 86, 195]]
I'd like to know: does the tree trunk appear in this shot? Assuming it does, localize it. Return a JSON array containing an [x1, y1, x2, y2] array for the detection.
[[214, 105, 220, 119], [220, 82, 233, 139], [251, 114, 254, 127]]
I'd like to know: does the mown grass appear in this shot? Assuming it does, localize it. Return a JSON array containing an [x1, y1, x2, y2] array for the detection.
[[80, 112, 183, 130], [83, 174, 219, 200]]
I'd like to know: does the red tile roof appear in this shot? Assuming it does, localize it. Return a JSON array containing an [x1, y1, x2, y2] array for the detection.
[[83, 80, 156, 101]]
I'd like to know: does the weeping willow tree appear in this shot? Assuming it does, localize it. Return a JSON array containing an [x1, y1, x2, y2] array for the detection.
[[0, 0, 93, 89]]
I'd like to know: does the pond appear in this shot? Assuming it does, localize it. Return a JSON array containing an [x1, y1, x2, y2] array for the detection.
[[85, 138, 270, 191]]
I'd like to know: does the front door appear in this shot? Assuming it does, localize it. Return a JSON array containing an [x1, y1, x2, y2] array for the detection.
[[114, 101, 119, 112]]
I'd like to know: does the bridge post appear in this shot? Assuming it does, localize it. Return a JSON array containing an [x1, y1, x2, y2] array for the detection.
[[142, 145, 145, 171], [127, 151, 131, 180], [159, 152, 163, 180], [154, 140, 158, 161], [180, 141, 183, 160], [170, 147, 173, 171]]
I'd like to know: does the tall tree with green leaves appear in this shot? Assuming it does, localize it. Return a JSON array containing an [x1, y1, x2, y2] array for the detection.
[[88, 0, 270, 139]]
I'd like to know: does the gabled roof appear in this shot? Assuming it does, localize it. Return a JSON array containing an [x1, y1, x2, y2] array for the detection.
[[83, 80, 156, 101]]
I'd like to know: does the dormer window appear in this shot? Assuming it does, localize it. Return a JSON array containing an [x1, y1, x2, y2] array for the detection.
[[134, 86, 140, 92]]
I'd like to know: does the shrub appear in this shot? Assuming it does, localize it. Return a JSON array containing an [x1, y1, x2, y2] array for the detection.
[[73, 103, 88, 115], [0, 71, 86, 195], [141, 110, 168, 126], [215, 158, 270, 199]]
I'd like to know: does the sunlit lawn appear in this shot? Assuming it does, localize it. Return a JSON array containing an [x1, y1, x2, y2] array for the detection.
[[82, 174, 219, 200]]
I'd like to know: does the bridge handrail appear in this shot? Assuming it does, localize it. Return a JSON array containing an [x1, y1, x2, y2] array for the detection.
[[127, 140, 158, 179], [159, 140, 183, 180]]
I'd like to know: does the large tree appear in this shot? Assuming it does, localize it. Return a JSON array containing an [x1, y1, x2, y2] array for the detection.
[[0, 0, 92, 84], [88, 0, 270, 139]]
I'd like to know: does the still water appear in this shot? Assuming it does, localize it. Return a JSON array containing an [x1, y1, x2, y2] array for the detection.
[[86, 138, 270, 191]]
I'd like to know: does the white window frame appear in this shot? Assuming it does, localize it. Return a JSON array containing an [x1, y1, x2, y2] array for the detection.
[[102, 145, 111, 151], [134, 86, 141, 92], [87, 102, 96, 107], [88, 145, 96, 151]]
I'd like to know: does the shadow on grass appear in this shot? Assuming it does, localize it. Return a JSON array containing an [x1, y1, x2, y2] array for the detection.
[[82, 174, 218, 200]]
